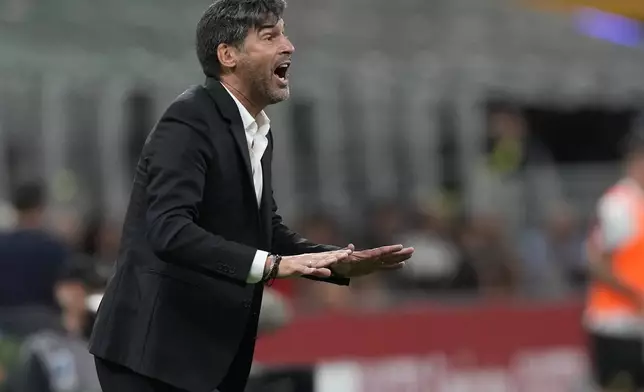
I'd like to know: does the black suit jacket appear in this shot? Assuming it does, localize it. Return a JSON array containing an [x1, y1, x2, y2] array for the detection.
[[88, 78, 349, 392]]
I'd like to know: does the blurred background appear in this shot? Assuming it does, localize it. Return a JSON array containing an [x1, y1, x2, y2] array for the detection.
[[2, 0, 644, 390]]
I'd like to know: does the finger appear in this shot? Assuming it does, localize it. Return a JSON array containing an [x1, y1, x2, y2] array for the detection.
[[335, 250, 352, 260], [319, 249, 352, 257], [297, 264, 332, 276], [380, 253, 412, 265], [306, 268, 333, 278], [380, 262, 405, 271], [380, 252, 411, 262], [391, 247, 414, 256], [378, 248, 414, 264], [380, 244, 405, 254], [318, 250, 351, 261], [368, 244, 404, 257], [345, 244, 356, 252], [312, 255, 343, 268]]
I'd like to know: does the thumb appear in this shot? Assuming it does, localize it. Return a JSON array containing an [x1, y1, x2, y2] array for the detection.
[[345, 243, 356, 252]]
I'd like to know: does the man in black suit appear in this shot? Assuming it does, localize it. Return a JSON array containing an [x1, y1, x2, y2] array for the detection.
[[89, 1, 414, 391]]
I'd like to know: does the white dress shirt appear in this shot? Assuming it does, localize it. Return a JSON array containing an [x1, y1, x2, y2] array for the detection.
[[597, 179, 641, 251], [222, 84, 271, 284]]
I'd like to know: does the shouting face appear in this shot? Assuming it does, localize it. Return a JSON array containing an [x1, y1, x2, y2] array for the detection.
[[227, 18, 294, 106]]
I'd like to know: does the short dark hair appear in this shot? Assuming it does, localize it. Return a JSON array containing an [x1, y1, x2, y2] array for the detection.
[[196, 0, 287, 78], [11, 182, 45, 212], [57, 253, 102, 288]]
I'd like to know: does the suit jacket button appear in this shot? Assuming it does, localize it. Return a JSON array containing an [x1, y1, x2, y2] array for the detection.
[[243, 300, 252, 309]]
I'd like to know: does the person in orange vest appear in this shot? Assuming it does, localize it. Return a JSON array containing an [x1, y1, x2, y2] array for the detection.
[[586, 130, 644, 391]]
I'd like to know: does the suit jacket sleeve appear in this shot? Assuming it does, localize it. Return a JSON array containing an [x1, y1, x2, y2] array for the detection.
[[144, 99, 257, 284]]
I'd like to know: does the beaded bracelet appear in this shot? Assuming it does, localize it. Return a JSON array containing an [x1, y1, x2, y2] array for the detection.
[[264, 254, 282, 286]]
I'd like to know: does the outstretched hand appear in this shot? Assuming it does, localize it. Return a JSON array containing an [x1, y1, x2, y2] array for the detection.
[[330, 243, 414, 278], [276, 249, 353, 279]]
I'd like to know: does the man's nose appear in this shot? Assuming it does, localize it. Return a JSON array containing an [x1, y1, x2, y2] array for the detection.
[[281, 37, 295, 54]]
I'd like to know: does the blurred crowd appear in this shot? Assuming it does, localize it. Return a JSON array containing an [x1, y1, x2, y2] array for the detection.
[[0, 167, 592, 391], [278, 106, 592, 315], [288, 196, 588, 314], [0, 179, 591, 321], [0, 183, 109, 392]]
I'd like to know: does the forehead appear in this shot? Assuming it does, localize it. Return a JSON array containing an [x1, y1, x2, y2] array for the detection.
[[251, 17, 285, 33]]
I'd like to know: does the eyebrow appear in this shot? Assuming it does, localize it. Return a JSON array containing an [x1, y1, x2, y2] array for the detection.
[[258, 23, 277, 31]]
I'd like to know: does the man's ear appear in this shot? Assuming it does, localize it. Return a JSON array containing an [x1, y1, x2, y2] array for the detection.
[[217, 43, 238, 70]]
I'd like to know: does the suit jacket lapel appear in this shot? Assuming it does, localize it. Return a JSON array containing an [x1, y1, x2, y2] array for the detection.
[[259, 133, 273, 245], [203, 78, 254, 189], [229, 122, 254, 187]]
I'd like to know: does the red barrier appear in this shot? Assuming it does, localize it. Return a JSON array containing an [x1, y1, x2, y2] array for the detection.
[[255, 300, 586, 366]]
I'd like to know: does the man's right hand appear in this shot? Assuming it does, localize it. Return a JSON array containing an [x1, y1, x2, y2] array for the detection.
[[266, 249, 352, 279]]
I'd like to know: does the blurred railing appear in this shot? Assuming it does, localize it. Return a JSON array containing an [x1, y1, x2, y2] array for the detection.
[[253, 299, 589, 391]]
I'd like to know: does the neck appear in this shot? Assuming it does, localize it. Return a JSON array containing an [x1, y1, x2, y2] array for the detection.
[[219, 77, 264, 117], [61, 310, 87, 337]]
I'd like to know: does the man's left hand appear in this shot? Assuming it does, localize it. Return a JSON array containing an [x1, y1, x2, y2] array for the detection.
[[330, 244, 414, 278]]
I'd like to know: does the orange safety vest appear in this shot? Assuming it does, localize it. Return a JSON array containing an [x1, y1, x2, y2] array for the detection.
[[586, 182, 644, 318]]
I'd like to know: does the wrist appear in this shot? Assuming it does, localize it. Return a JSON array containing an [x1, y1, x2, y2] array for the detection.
[[262, 254, 282, 285], [264, 256, 273, 277]]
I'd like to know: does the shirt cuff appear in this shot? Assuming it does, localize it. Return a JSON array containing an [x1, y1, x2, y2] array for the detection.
[[247, 250, 269, 284]]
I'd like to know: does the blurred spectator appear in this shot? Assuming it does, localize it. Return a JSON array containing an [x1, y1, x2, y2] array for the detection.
[[0, 183, 68, 389], [459, 214, 520, 297], [9, 254, 102, 392], [78, 214, 121, 290], [519, 203, 586, 297], [53, 255, 101, 338], [391, 203, 475, 296], [0, 182, 67, 315], [48, 209, 83, 251], [486, 105, 528, 178], [472, 104, 561, 238]]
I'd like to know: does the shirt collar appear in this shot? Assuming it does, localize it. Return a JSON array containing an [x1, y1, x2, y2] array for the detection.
[[221, 83, 270, 137]]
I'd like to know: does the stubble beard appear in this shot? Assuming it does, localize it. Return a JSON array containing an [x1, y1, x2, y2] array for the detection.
[[240, 60, 289, 107], [266, 85, 289, 105], [251, 72, 289, 106]]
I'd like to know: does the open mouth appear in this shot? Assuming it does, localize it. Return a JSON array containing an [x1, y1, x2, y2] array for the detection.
[[273, 61, 290, 84]]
